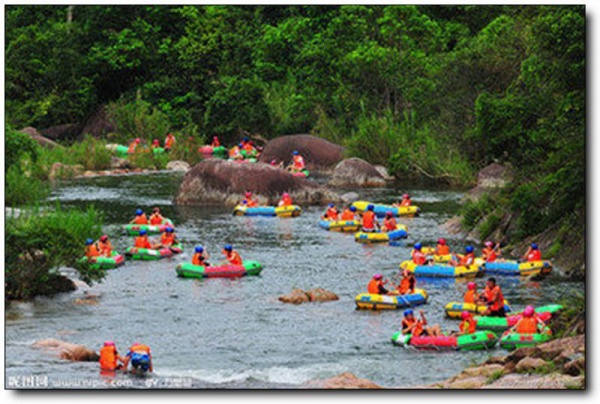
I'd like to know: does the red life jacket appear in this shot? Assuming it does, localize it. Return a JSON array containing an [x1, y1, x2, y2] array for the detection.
[[362, 211, 375, 229], [99, 346, 119, 370]]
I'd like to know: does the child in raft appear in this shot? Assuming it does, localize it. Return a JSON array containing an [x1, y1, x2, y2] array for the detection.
[[449, 245, 475, 267], [85, 238, 101, 259], [367, 274, 390, 295], [523, 243, 543, 262], [436, 238, 451, 256], [401, 309, 442, 337], [97, 235, 113, 257], [221, 244, 243, 265], [449, 311, 477, 336]]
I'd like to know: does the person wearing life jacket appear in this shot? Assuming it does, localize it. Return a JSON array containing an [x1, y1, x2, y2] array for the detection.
[[222, 244, 243, 265], [454, 311, 477, 336], [127, 138, 141, 153], [134, 229, 154, 249], [397, 269, 416, 295], [289, 150, 305, 173], [242, 139, 256, 155], [340, 206, 358, 221], [323, 203, 339, 221], [130, 209, 149, 225], [278, 192, 293, 207], [513, 306, 544, 334], [450, 246, 475, 267], [192, 246, 210, 267], [482, 241, 500, 262], [367, 274, 389, 295], [242, 191, 259, 208], [229, 143, 244, 160], [160, 227, 178, 247], [123, 342, 153, 374], [523, 243, 542, 262], [361, 204, 379, 232], [85, 238, 100, 259], [211, 136, 220, 147], [464, 282, 477, 304], [482, 277, 506, 317], [149, 207, 165, 225], [436, 238, 450, 256], [151, 139, 161, 150], [382, 211, 397, 232], [412, 243, 428, 265], [400, 194, 412, 207], [401, 309, 441, 337], [99, 341, 125, 371], [164, 133, 176, 151], [97, 235, 113, 257]]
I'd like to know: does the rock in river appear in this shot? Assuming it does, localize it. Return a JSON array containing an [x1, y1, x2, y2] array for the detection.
[[257, 134, 345, 171], [328, 157, 387, 188]]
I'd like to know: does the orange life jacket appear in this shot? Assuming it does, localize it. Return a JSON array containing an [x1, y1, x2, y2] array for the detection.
[[129, 344, 150, 355], [340, 209, 355, 221], [367, 279, 383, 294], [464, 290, 476, 304], [246, 198, 258, 207], [402, 318, 424, 337], [226, 251, 243, 266], [165, 135, 175, 149], [459, 252, 475, 266], [242, 143, 255, 153], [161, 233, 176, 246], [149, 214, 164, 225], [85, 244, 100, 258], [326, 208, 339, 220], [412, 250, 427, 265], [401, 198, 411, 207], [398, 276, 414, 295], [99, 346, 119, 370], [436, 244, 450, 255], [280, 196, 293, 206], [127, 142, 138, 153], [98, 241, 112, 257], [459, 318, 477, 334], [487, 285, 504, 311], [383, 217, 397, 231], [133, 214, 149, 225], [134, 236, 152, 249], [527, 250, 542, 262], [362, 211, 376, 229], [293, 155, 305, 169], [483, 247, 497, 262], [229, 146, 241, 158], [516, 317, 538, 334], [192, 253, 207, 266]]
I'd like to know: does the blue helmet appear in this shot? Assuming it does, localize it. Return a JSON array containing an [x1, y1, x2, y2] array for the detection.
[[195, 246, 204, 253], [367, 204, 374, 211], [224, 244, 232, 251], [136, 209, 143, 216], [328, 203, 334, 208], [465, 245, 474, 253], [238, 143, 243, 148], [403, 309, 414, 317], [243, 137, 249, 142], [414, 242, 422, 250], [166, 227, 174, 233], [292, 150, 299, 155], [139, 229, 147, 236], [350, 206, 357, 212], [531, 243, 538, 250], [85, 238, 94, 245]]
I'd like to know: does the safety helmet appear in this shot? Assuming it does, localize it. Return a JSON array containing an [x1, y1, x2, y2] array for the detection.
[[245, 191, 252, 197], [213, 135, 218, 139], [166, 227, 174, 233], [224, 244, 233, 252], [465, 245, 474, 253], [467, 282, 476, 290], [386, 211, 393, 217], [139, 229, 147, 236], [293, 150, 299, 155], [104, 341, 115, 347], [282, 192, 289, 197], [403, 194, 410, 199], [100, 235, 108, 242], [195, 246, 204, 253], [373, 274, 383, 280], [403, 309, 414, 317], [328, 203, 334, 208], [243, 137, 249, 142], [485, 241, 493, 247], [85, 238, 94, 245], [135, 138, 141, 143], [136, 209, 143, 216], [523, 306, 535, 317], [531, 243, 538, 250], [414, 242, 422, 250], [350, 206, 357, 212], [461, 311, 471, 320], [438, 238, 446, 245], [153, 139, 159, 144], [238, 143, 243, 148], [367, 204, 374, 211]]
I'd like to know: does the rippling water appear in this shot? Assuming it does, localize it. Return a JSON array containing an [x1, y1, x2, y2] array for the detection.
[[5, 172, 583, 389]]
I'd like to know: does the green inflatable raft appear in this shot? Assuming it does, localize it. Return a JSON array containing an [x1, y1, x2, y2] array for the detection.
[[78, 252, 125, 270], [391, 330, 499, 350], [474, 304, 563, 332], [499, 327, 553, 350]]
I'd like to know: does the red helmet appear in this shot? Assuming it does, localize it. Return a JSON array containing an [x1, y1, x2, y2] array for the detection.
[[385, 211, 393, 217], [467, 282, 476, 290], [438, 238, 446, 245], [461, 311, 472, 320], [153, 139, 159, 145], [523, 306, 535, 317], [373, 274, 383, 280], [245, 192, 252, 197], [135, 138, 141, 143], [283, 192, 289, 197], [403, 194, 410, 199], [100, 235, 108, 242], [485, 241, 493, 247]]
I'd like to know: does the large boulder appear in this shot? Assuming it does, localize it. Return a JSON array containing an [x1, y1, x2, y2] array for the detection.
[[174, 159, 342, 206], [328, 158, 387, 188], [305, 372, 382, 389], [79, 105, 115, 139], [464, 163, 513, 202], [40, 123, 81, 142], [278, 289, 311, 305], [32, 339, 99, 362], [19, 127, 61, 149], [257, 134, 345, 171]]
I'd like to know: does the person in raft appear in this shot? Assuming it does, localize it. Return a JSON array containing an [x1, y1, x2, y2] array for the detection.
[[481, 277, 506, 317], [99, 341, 125, 372], [523, 243, 542, 262], [211, 135, 220, 147], [435, 238, 451, 256], [367, 274, 389, 295], [511, 305, 546, 334], [397, 269, 416, 295], [340, 205, 359, 221], [159, 227, 178, 247], [229, 143, 244, 160], [482, 241, 501, 262], [288, 150, 305, 173], [149, 207, 166, 225], [278, 192, 293, 207], [463, 281, 480, 305], [97, 235, 113, 257], [130, 208, 149, 225], [192, 246, 211, 267], [411, 243, 429, 265], [222, 244, 243, 265], [164, 133, 176, 151], [449, 311, 477, 336], [401, 309, 442, 337], [127, 138, 141, 154], [323, 203, 339, 221], [151, 139, 161, 150], [85, 238, 101, 260], [123, 342, 153, 374], [393, 193, 412, 207], [361, 204, 380, 232], [382, 211, 397, 232], [242, 191, 259, 207], [133, 229, 159, 250], [449, 245, 475, 267]]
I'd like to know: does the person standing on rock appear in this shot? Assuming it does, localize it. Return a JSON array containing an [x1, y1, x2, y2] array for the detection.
[[361, 204, 379, 232]]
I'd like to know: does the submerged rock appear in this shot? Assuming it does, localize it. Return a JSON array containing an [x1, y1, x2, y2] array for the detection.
[[166, 160, 191, 172], [257, 134, 345, 171], [278, 288, 338, 304], [328, 158, 387, 188], [32, 339, 99, 362], [305, 372, 382, 389]]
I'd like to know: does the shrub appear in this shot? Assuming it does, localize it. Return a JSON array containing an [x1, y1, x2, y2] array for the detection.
[[5, 165, 50, 207], [106, 96, 171, 144]]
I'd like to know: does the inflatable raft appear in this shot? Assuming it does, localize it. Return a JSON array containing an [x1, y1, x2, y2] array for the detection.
[[474, 304, 563, 332], [421, 247, 452, 263], [125, 218, 175, 236], [444, 301, 512, 319], [354, 225, 408, 243], [319, 219, 361, 232], [355, 289, 428, 310], [351, 201, 420, 218], [499, 327, 553, 350], [484, 260, 552, 277], [292, 169, 310, 178], [233, 205, 302, 218], [78, 252, 125, 270], [391, 330, 499, 351], [114, 144, 129, 158], [125, 246, 174, 260], [175, 260, 263, 278], [199, 145, 227, 158], [399, 259, 484, 278]]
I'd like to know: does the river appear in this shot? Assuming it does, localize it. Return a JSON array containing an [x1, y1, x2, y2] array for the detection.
[[4, 171, 583, 389]]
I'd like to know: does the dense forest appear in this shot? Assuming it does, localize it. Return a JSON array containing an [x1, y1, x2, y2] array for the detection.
[[6, 5, 585, 253]]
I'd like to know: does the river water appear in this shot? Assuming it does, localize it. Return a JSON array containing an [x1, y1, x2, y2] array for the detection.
[[5, 172, 583, 389]]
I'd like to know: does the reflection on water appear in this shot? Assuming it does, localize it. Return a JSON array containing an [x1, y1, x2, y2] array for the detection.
[[5, 173, 583, 389]]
